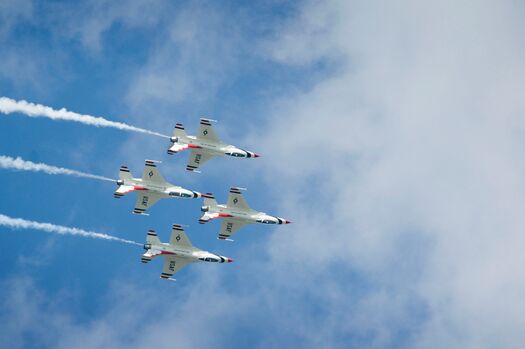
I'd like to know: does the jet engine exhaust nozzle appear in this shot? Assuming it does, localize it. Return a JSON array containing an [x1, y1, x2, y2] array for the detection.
[[201, 206, 209, 212], [116, 179, 124, 186], [170, 136, 178, 143]]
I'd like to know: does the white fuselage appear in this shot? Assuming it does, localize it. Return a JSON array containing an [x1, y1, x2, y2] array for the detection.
[[171, 135, 258, 158], [204, 204, 289, 225], [144, 242, 232, 264], [121, 177, 199, 198]]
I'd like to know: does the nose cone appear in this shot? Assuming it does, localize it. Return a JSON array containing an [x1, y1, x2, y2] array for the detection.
[[245, 150, 260, 158], [277, 217, 292, 224], [227, 258, 234, 263]]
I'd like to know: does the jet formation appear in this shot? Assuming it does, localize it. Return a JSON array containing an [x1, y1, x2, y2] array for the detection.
[[116, 118, 290, 280], [1, 101, 291, 281]]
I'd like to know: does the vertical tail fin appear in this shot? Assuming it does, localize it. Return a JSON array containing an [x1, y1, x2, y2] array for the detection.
[[119, 165, 133, 181]]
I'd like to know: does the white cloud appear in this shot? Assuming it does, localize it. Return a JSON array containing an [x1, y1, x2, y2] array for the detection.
[[125, 2, 247, 110], [46, 0, 169, 52], [253, 0, 525, 347]]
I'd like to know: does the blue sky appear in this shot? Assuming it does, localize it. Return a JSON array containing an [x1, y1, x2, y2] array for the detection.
[[2, 0, 525, 348]]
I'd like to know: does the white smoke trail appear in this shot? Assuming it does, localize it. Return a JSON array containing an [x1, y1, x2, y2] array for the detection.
[[0, 96, 169, 138], [0, 155, 114, 182], [0, 213, 141, 246]]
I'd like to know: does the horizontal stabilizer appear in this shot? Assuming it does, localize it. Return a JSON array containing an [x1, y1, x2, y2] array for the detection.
[[146, 229, 161, 245], [119, 165, 132, 181], [173, 123, 187, 139], [168, 143, 190, 154], [114, 184, 135, 198], [203, 193, 218, 208], [168, 125, 188, 155]]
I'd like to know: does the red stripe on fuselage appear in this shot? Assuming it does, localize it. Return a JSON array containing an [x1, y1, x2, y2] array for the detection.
[[160, 251, 176, 255]]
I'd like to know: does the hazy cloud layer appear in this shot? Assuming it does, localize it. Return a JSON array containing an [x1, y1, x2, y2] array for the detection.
[[254, 0, 525, 347], [125, 2, 249, 111], [45, 0, 170, 52], [1, 0, 525, 348]]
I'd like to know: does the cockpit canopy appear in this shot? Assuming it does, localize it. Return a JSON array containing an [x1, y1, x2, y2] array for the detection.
[[226, 152, 246, 158], [257, 219, 276, 224]]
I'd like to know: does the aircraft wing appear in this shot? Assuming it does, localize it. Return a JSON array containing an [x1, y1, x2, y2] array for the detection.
[[197, 118, 220, 142], [218, 218, 249, 240], [142, 160, 167, 185], [186, 149, 215, 172], [226, 187, 250, 210], [161, 256, 189, 279], [169, 224, 193, 248], [133, 191, 164, 215]]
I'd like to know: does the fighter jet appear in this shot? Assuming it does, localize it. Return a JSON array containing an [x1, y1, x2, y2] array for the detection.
[[167, 118, 259, 172], [199, 187, 291, 241], [142, 224, 233, 280], [114, 160, 201, 215]]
